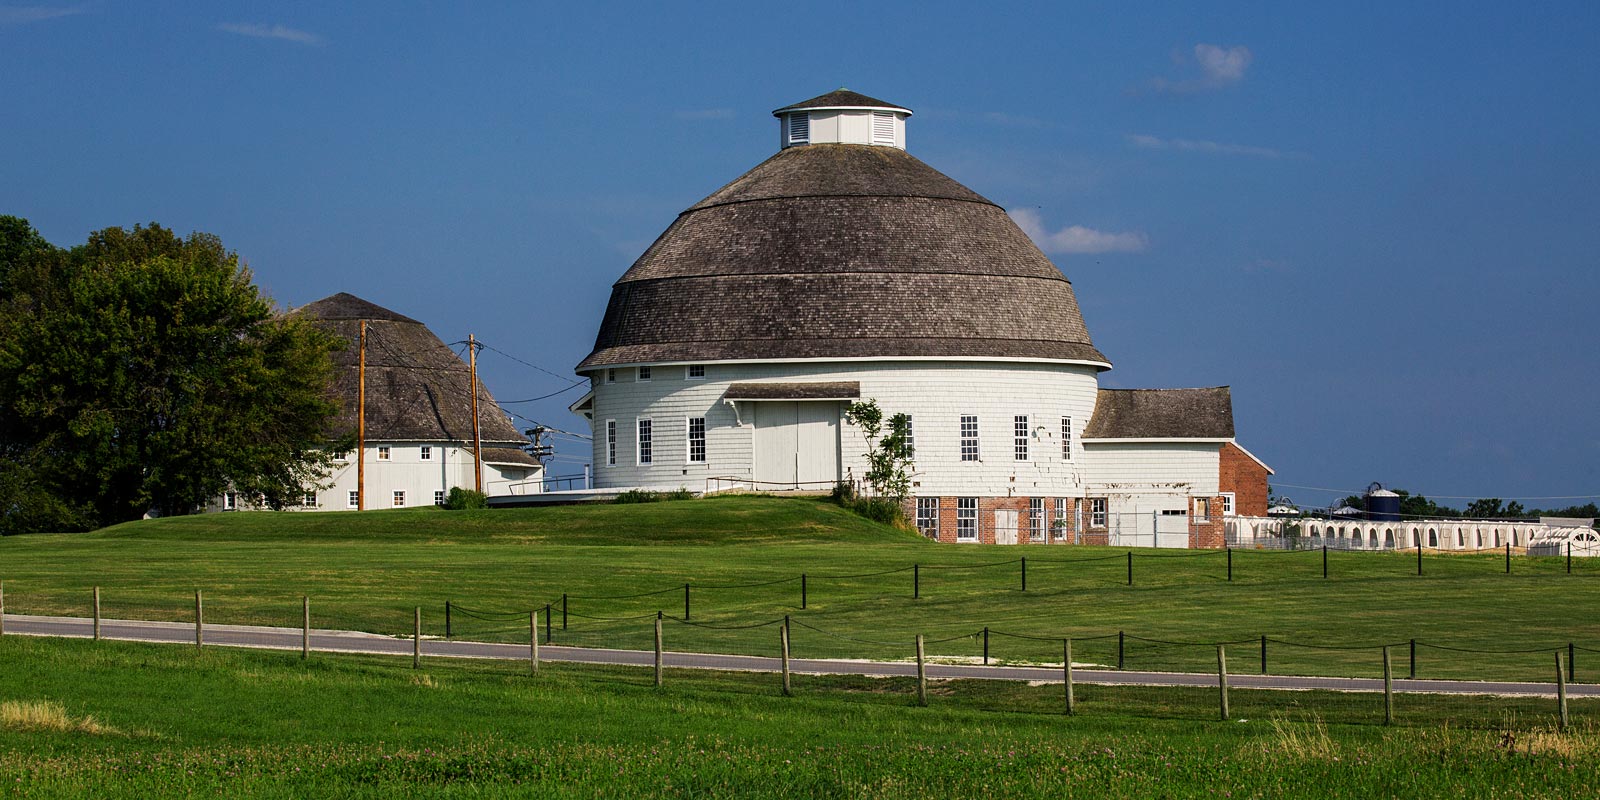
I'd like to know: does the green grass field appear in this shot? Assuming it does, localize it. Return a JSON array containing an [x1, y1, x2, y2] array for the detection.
[[1, 635, 1596, 798], [3, 496, 1600, 797], [1, 496, 1594, 681]]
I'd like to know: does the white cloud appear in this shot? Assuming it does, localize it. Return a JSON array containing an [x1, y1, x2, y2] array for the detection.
[[1149, 43, 1252, 93], [217, 22, 323, 46], [1009, 208, 1148, 255], [673, 108, 735, 121], [1194, 44, 1252, 83], [0, 5, 82, 24], [1126, 133, 1292, 159]]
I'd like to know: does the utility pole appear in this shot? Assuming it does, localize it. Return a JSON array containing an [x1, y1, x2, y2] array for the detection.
[[358, 319, 367, 511], [469, 333, 482, 494], [527, 425, 553, 467]]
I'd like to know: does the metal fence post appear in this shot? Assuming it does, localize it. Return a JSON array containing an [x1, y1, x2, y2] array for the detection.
[[1217, 645, 1230, 721], [684, 583, 690, 621], [983, 627, 989, 665], [445, 600, 452, 638], [1260, 635, 1268, 675], [544, 603, 552, 644], [1409, 638, 1416, 678], [1, 580, 6, 636], [913, 564, 920, 599], [1126, 552, 1133, 586], [915, 634, 927, 707], [1021, 557, 1027, 592], [1322, 545, 1328, 579], [1417, 542, 1423, 576], [801, 574, 807, 609], [1227, 547, 1233, 582], [562, 594, 568, 630], [1383, 645, 1394, 726], [1506, 543, 1511, 574], [1117, 630, 1125, 670]]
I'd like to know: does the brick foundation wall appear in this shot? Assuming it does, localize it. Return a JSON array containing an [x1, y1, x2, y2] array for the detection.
[[911, 495, 1089, 544], [1219, 443, 1270, 517]]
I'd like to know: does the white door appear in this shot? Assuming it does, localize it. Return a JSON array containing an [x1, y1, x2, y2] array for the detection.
[[753, 402, 840, 490], [1155, 510, 1190, 549], [995, 509, 1018, 545]]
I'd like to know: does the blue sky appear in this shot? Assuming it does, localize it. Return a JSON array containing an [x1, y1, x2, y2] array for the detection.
[[4, 1, 1597, 506]]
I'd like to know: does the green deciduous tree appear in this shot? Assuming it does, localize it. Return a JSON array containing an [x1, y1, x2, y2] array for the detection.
[[0, 219, 346, 533], [843, 399, 914, 503]]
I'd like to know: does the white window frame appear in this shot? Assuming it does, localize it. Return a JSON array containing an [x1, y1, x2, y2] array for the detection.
[[393, 490, 406, 508], [915, 497, 939, 538], [302, 491, 316, 507], [686, 364, 705, 380], [686, 416, 707, 464], [1220, 492, 1235, 516], [606, 368, 617, 384], [903, 415, 914, 459], [638, 366, 651, 382], [1053, 498, 1068, 540], [636, 418, 653, 465], [347, 490, 359, 509], [787, 112, 810, 145], [605, 419, 617, 466], [376, 445, 391, 461], [871, 110, 896, 146], [956, 497, 978, 541], [433, 490, 446, 506], [224, 492, 237, 511], [1194, 497, 1210, 522], [419, 445, 432, 461], [959, 415, 980, 462], [1061, 416, 1072, 460], [1090, 498, 1107, 528], [1029, 497, 1044, 541], [1014, 415, 1030, 461]]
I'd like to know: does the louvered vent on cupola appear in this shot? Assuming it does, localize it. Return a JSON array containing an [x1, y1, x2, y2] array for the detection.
[[872, 111, 896, 146], [786, 112, 810, 145]]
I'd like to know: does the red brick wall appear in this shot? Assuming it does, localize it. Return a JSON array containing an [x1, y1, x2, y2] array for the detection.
[[910, 495, 1089, 545], [1189, 495, 1226, 548], [1219, 443, 1270, 517]]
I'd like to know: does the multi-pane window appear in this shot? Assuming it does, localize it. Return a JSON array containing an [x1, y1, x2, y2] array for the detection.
[[419, 445, 432, 461], [392, 491, 406, 507], [606, 368, 616, 383], [1053, 498, 1068, 540], [687, 417, 707, 463], [224, 492, 237, 511], [902, 415, 914, 459], [959, 415, 980, 462], [1090, 498, 1107, 528], [1061, 416, 1072, 460], [957, 498, 978, 541], [1014, 415, 1030, 461], [347, 490, 359, 509], [605, 420, 617, 466], [915, 497, 939, 538], [687, 364, 705, 379], [1220, 493, 1235, 516], [302, 491, 316, 507], [638, 366, 652, 381], [377, 445, 391, 461], [1029, 497, 1045, 541], [637, 419, 653, 464], [433, 490, 446, 506]]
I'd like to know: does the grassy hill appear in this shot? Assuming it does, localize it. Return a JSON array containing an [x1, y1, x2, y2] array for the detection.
[[2, 495, 1597, 681]]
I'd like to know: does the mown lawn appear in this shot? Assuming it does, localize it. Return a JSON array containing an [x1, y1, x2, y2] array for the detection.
[[1, 495, 1596, 680], [0, 635, 1596, 798]]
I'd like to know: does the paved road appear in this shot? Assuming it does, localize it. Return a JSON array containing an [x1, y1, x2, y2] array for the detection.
[[4, 614, 1592, 699]]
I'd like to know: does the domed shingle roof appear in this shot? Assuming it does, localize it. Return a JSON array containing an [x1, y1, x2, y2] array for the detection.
[[578, 140, 1109, 370]]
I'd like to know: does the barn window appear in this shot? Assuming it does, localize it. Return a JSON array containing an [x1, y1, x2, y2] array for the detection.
[[606, 369, 617, 384], [903, 415, 915, 458], [872, 111, 895, 145], [1061, 416, 1072, 460], [637, 419, 653, 465], [606, 420, 617, 466], [1090, 498, 1107, 528], [302, 491, 316, 507], [787, 112, 810, 145], [1220, 493, 1235, 516], [347, 491, 359, 509], [419, 446, 431, 461], [687, 364, 705, 379], [377, 445, 391, 461], [224, 492, 237, 511], [1013, 415, 1030, 461], [392, 491, 406, 507], [1053, 498, 1068, 540], [916, 498, 939, 538], [959, 415, 980, 461], [956, 498, 978, 541], [638, 366, 652, 382], [687, 417, 707, 463], [433, 490, 446, 506], [1029, 498, 1045, 541]]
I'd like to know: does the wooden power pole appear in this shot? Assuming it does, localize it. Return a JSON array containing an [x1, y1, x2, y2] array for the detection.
[[357, 319, 367, 511], [469, 333, 483, 493]]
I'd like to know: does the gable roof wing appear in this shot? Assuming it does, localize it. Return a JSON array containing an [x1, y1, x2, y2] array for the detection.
[[1083, 387, 1235, 440]]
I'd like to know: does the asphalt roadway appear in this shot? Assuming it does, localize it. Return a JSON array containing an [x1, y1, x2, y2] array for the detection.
[[4, 614, 1594, 699]]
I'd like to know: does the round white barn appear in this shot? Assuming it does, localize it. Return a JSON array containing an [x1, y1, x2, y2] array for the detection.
[[571, 90, 1273, 546]]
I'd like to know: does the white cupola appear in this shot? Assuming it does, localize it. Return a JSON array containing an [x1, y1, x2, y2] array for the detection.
[[772, 88, 913, 150]]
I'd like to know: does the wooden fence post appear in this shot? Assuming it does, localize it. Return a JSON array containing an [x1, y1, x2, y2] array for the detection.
[[1064, 638, 1075, 716], [530, 610, 539, 675], [302, 596, 310, 659], [93, 586, 100, 641], [1383, 645, 1394, 726], [1, 580, 6, 636], [915, 634, 927, 707], [654, 612, 663, 687], [413, 607, 421, 669], [780, 620, 791, 696], [1557, 651, 1570, 731], [1217, 645, 1230, 721], [194, 590, 203, 649]]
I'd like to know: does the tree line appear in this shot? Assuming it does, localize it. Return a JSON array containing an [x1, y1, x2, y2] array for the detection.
[[1, 216, 346, 534], [1331, 488, 1597, 522]]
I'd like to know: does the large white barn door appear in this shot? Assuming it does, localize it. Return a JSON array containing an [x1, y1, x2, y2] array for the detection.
[[995, 509, 1019, 545], [753, 402, 840, 490]]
